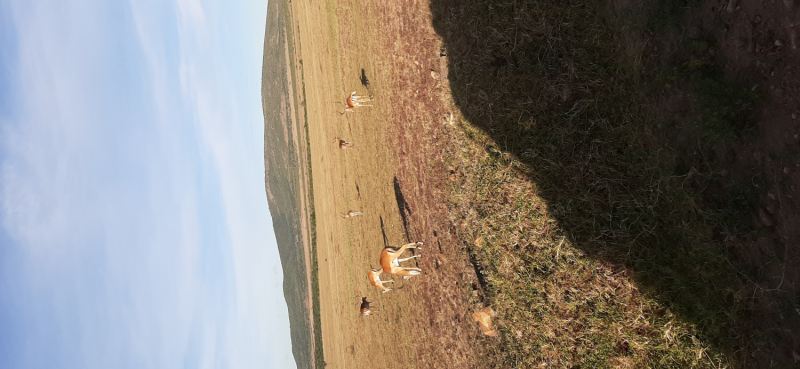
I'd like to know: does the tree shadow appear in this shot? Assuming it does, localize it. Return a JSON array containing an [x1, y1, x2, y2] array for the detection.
[[429, 0, 797, 366]]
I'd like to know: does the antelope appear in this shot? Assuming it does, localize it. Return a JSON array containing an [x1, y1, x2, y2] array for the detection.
[[359, 296, 377, 316], [340, 91, 374, 114], [334, 137, 353, 150], [342, 211, 364, 218], [368, 268, 395, 293], [380, 242, 422, 277]]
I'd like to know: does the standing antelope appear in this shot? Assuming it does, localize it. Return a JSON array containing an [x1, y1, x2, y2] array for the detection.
[[359, 296, 377, 316], [380, 242, 422, 277], [368, 268, 395, 293], [333, 137, 353, 149], [341, 91, 374, 114], [342, 211, 365, 218]]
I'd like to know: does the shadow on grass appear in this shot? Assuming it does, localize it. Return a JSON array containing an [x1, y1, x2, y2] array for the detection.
[[379, 215, 390, 248], [360, 68, 371, 90], [429, 0, 797, 366], [393, 176, 413, 242]]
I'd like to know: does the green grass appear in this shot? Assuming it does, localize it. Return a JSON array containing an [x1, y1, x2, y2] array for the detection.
[[304, 70, 325, 369], [432, 0, 784, 367], [310, 239, 324, 369]]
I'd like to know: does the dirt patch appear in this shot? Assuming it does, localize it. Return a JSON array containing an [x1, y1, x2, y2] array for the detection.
[[650, 2, 800, 365], [705, 1, 800, 246]]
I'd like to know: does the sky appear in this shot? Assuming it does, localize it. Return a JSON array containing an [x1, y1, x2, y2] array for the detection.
[[0, 0, 297, 368]]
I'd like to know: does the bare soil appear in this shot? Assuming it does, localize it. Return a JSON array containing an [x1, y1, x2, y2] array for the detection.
[[682, 2, 800, 362]]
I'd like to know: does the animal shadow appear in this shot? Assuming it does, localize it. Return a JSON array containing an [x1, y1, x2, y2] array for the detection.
[[360, 68, 370, 90], [393, 176, 412, 242], [378, 216, 390, 248]]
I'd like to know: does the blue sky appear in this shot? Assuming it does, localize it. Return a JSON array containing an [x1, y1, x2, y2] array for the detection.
[[0, 0, 296, 368]]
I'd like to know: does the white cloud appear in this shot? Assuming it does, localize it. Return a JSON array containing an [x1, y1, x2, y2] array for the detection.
[[170, 0, 296, 365], [2, 0, 111, 262], [176, 0, 206, 31]]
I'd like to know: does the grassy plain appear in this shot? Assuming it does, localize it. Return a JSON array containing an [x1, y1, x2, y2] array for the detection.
[[264, 0, 800, 368], [272, 0, 494, 368]]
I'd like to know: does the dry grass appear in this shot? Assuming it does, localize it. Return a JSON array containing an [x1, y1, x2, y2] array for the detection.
[[444, 117, 730, 367], [271, 0, 795, 365]]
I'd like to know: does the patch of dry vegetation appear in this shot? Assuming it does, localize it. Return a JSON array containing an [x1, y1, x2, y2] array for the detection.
[[444, 117, 728, 367]]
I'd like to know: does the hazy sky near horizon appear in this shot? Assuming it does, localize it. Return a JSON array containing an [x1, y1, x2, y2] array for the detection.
[[0, 0, 296, 368]]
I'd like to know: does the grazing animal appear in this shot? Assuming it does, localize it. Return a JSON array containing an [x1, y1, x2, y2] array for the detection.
[[342, 211, 365, 218], [368, 268, 395, 293], [380, 242, 422, 277], [341, 91, 374, 114], [334, 137, 353, 149], [359, 296, 377, 316]]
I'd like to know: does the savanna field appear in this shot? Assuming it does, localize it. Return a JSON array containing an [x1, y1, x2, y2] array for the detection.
[[263, 0, 800, 367]]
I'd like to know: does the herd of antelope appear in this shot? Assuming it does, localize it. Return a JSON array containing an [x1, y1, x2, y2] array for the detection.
[[335, 88, 497, 335], [359, 242, 424, 316], [333, 89, 425, 316], [360, 242, 424, 315]]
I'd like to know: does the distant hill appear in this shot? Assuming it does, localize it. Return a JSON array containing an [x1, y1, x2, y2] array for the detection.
[[261, 1, 316, 368]]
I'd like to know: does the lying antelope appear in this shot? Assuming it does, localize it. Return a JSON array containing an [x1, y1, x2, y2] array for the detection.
[[333, 137, 353, 150], [359, 296, 377, 316], [342, 211, 365, 218], [368, 268, 395, 293], [380, 242, 422, 277], [340, 91, 374, 114]]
